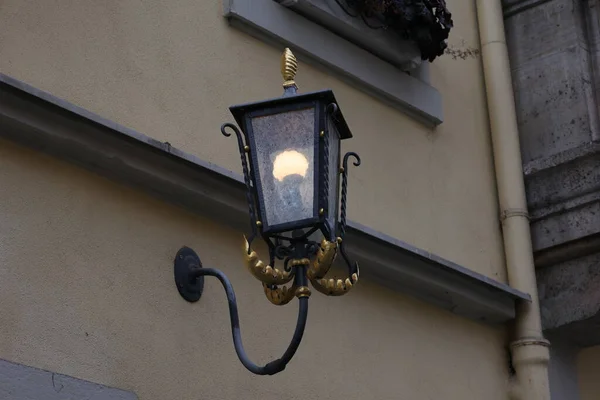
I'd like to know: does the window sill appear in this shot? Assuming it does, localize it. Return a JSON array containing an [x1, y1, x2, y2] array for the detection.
[[275, 0, 422, 70], [223, 0, 443, 127]]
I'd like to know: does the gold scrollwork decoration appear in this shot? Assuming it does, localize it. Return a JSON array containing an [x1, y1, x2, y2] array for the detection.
[[263, 283, 297, 306], [244, 237, 294, 286], [309, 270, 359, 297], [306, 239, 338, 280]]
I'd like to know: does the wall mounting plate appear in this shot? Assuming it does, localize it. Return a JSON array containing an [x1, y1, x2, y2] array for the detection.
[[174, 246, 204, 303]]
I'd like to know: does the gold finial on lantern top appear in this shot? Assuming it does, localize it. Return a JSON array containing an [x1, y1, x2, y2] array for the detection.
[[281, 48, 298, 90]]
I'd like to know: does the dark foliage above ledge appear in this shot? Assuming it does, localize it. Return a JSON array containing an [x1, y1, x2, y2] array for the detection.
[[340, 0, 453, 62]]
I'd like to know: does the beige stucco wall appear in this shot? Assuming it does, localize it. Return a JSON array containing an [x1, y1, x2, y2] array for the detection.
[[577, 345, 600, 400], [0, 139, 510, 399], [0, 1, 516, 398], [0, 0, 506, 282]]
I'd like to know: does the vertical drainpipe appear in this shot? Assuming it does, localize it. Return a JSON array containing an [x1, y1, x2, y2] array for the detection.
[[474, 1, 551, 399]]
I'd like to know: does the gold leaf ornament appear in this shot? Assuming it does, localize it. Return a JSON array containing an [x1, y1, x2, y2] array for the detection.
[[281, 47, 298, 89], [244, 237, 294, 286]]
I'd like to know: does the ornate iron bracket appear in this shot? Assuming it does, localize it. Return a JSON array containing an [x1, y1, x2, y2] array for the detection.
[[174, 246, 309, 375]]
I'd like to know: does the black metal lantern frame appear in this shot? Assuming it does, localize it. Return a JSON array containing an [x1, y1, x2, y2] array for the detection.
[[228, 89, 355, 245], [174, 48, 361, 376]]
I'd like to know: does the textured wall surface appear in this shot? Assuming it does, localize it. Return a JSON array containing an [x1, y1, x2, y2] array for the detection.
[[504, 0, 600, 345], [0, 139, 510, 399], [0, 0, 506, 281], [505, 0, 598, 164], [577, 345, 600, 400]]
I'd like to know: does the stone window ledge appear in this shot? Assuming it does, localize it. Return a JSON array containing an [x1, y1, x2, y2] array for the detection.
[[275, 0, 423, 70], [224, 0, 443, 126]]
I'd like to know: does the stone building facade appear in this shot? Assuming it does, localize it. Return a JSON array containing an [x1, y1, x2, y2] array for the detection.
[[503, 0, 600, 398]]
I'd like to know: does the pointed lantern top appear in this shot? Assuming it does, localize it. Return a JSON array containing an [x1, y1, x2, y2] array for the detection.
[[281, 48, 298, 95]]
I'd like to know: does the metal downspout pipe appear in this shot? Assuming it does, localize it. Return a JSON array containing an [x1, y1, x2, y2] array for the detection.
[[474, 1, 551, 399]]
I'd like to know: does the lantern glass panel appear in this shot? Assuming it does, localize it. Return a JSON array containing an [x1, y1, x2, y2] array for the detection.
[[250, 107, 317, 231], [326, 116, 341, 238]]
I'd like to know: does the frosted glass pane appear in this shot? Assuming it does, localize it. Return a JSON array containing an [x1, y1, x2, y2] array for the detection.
[[251, 108, 315, 229], [327, 116, 341, 236]]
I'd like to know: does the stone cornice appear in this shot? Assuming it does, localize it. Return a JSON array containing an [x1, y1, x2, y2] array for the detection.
[[523, 143, 600, 253], [502, 0, 553, 18]]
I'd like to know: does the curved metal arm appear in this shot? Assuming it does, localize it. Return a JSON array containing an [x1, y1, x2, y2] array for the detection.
[[189, 267, 309, 375]]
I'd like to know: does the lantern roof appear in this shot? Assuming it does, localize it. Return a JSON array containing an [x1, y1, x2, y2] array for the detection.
[[228, 48, 352, 140], [229, 89, 353, 140]]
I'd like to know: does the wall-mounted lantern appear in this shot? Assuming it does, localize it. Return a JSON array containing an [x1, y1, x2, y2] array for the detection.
[[174, 48, 361, 375]]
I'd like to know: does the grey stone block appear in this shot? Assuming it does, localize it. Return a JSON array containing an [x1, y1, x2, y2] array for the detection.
[[505, 0, 598, 163], [524, 144, 600, 252], [530, 199, 600, 251], [538, 251, 600, 346], [0, 359, 137, 400], [505, 0, 588, 67]]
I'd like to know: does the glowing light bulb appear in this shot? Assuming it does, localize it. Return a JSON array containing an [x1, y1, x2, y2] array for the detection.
[[272, 150, 309, 181]]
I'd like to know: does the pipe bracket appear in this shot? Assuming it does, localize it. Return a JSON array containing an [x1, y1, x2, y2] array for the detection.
[[500, 208, 531, 221], [510, 337, 551, 350]]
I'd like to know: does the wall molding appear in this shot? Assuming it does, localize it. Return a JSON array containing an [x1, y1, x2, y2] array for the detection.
[[0, 359, 137, 400], [0, 73, 529, 324]]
